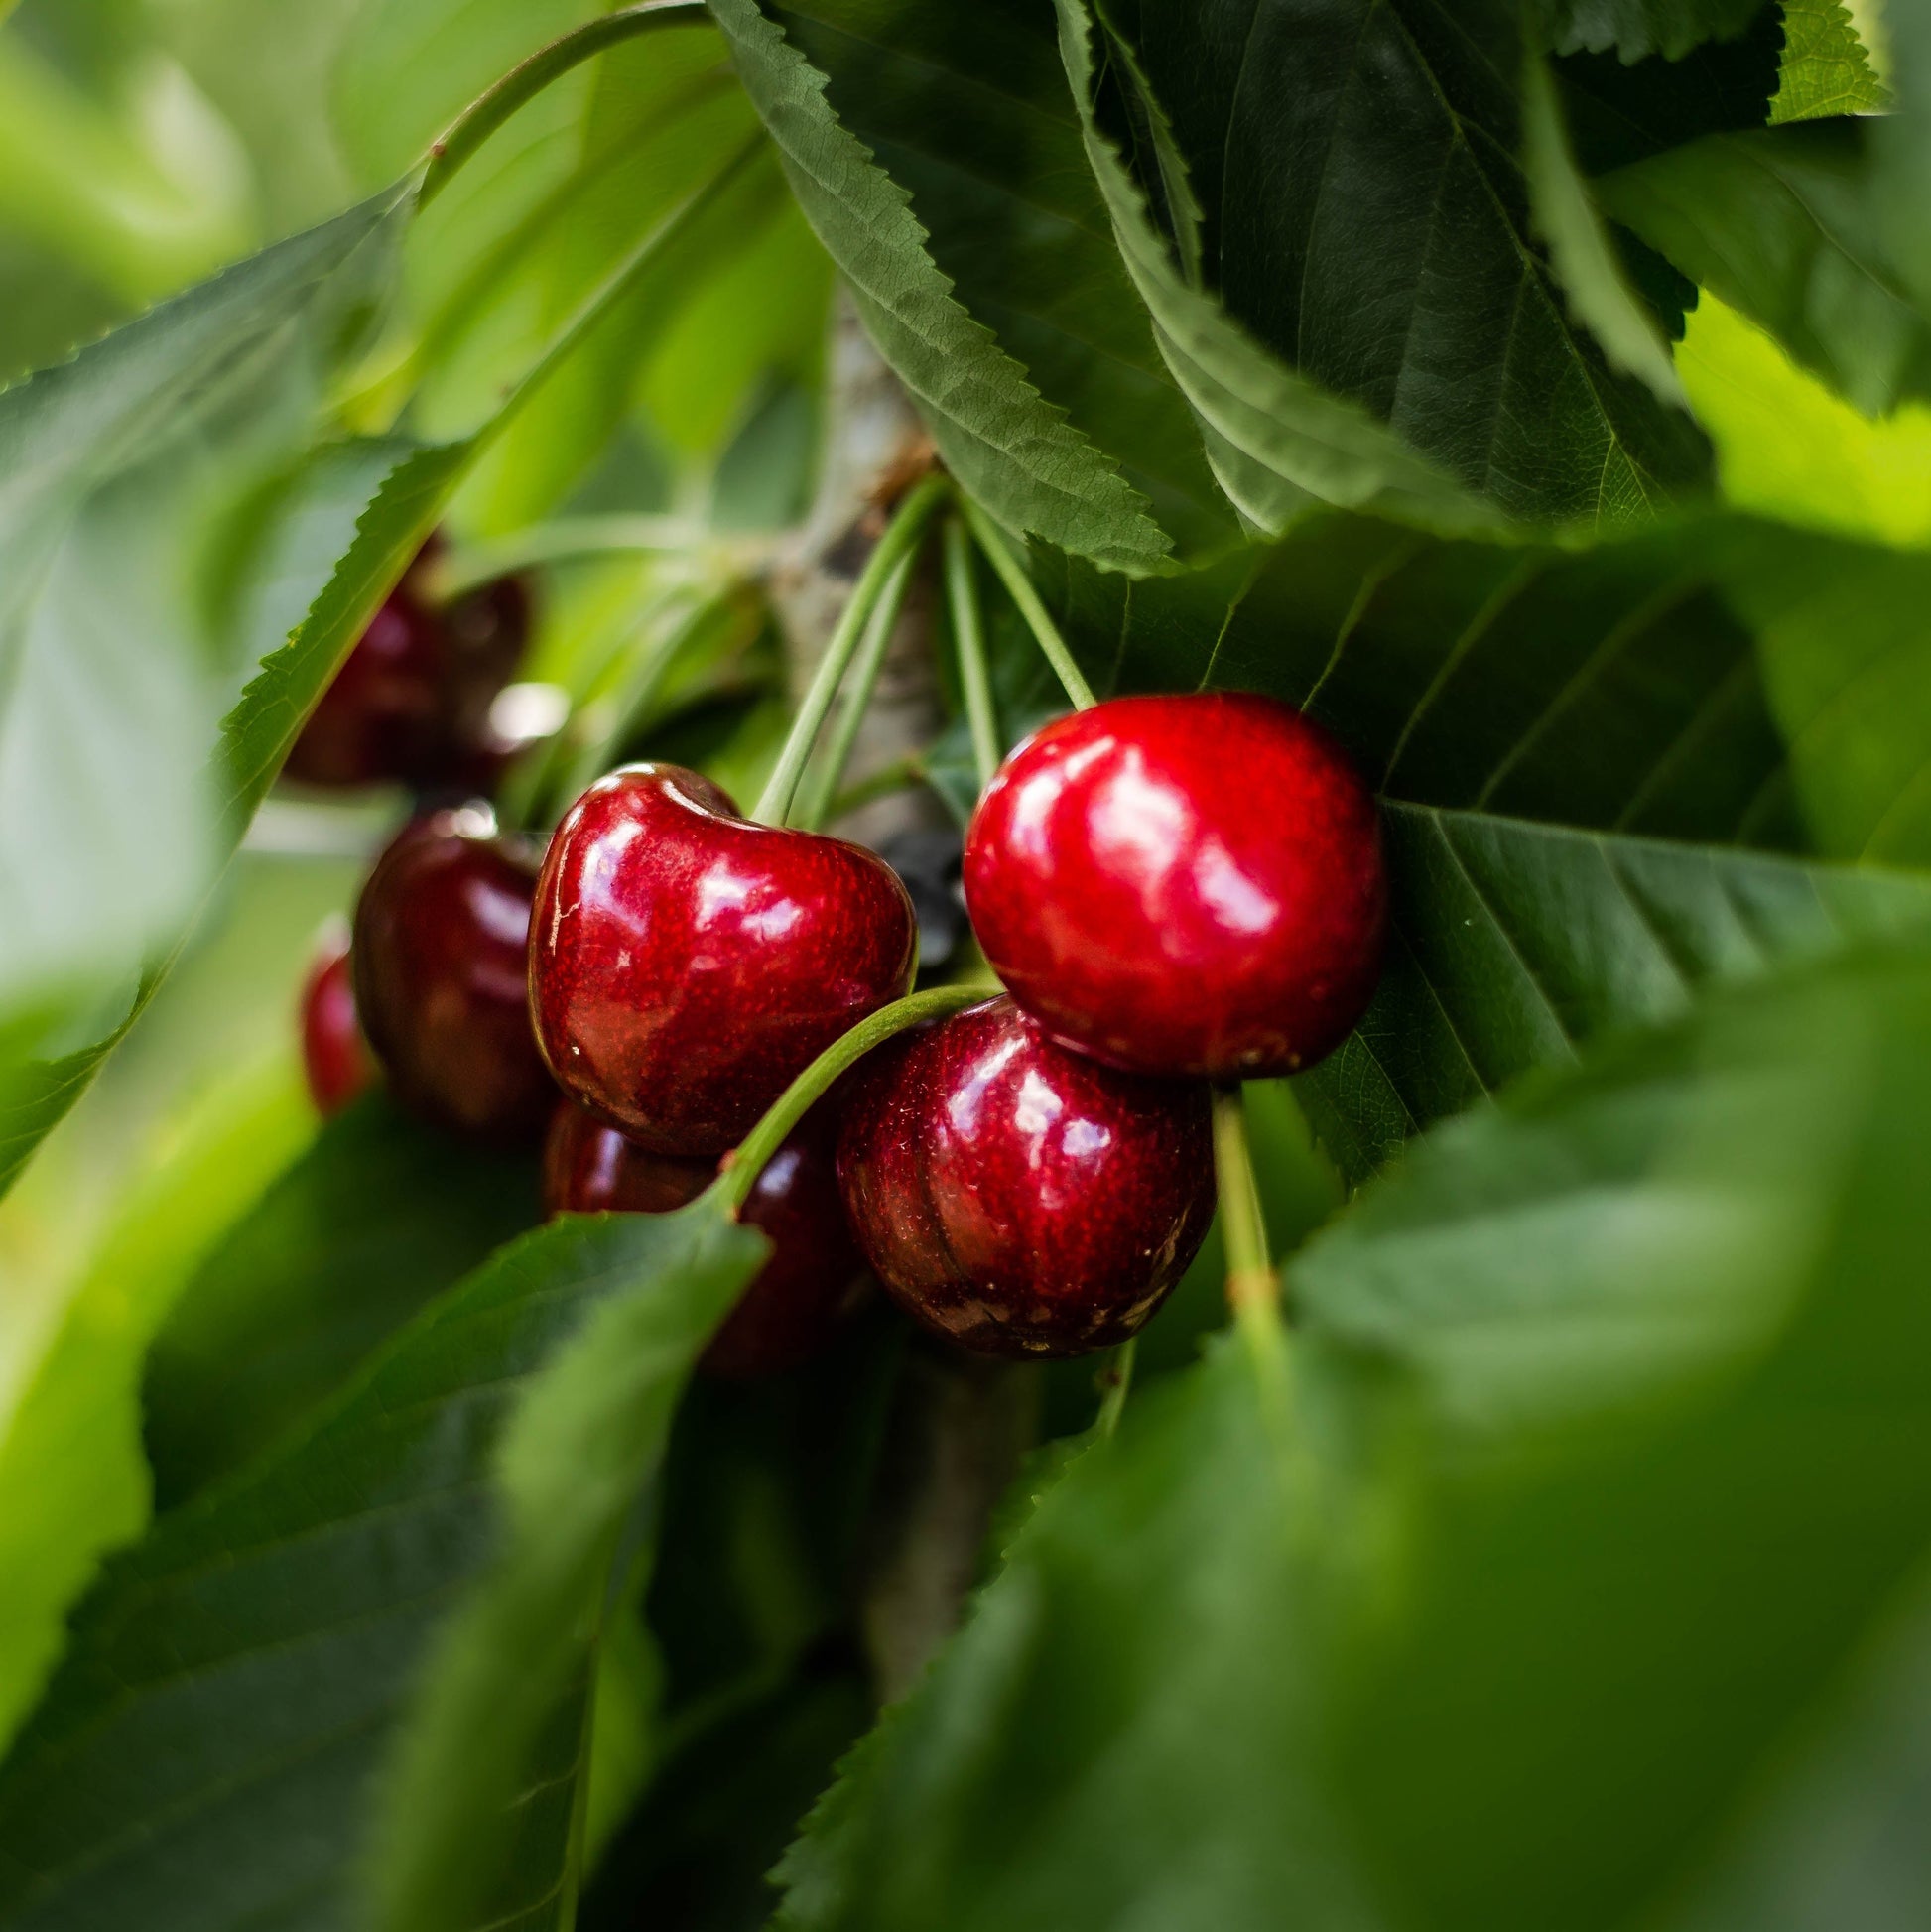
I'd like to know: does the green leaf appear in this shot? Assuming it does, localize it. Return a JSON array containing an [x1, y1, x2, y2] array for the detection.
[[767, 0, 1238, 556], [1874, 0, 1931, 320], [1540, 0, 1768, 62], [1106, 0, 1712, 523], [144, 1092, 542, 1508], [1521, 52, 1686, 404], [1600, 120, 1931, 418], [0, 1200, 765, 1932], [707, 0, 1176, 574], [1771, 0, 1890, 122], [0, 1059, 311, 1760], [776, 941, 1931, 1932], [1053, 0, 1498, 538], [0, 189, 406, 1043]]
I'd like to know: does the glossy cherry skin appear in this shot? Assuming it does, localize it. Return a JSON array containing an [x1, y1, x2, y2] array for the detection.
[[529, 764, 917, 1157], [837, 996, 1214, 1359], [299, 918, 378, 1117], [284, 536, 530, 790], [963, 692, 1387, 1080], [543, 1099, 868, 1379], [351, 810, 556, 1139]]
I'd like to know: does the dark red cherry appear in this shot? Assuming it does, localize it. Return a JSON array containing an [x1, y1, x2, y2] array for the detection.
[[284, 536, 530, 790], [837, 996, 1214, 1359], [299, 917, 377, 1117], [529, 764, 917, 1158], [542, 1099, 867, 1379], [351, 809, 555, 1139], [963, 692, 1386, 1080]]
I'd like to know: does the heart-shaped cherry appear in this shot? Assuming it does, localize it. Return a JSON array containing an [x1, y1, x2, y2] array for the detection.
[[299, 917, 377, 1117], [837, 995, 1214, 1358], [352, 809, 555, 1139], [529, 764, 917, 1157], [963, 692, 1386, 1080], [543, 1099, 867, 1378], [285, 534, 531, 790]]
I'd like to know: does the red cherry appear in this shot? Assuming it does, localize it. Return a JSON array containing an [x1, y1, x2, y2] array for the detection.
[[963, 692, 1387, 1079], [299, 918, 377, 1117], [837, 996, 1214, 1359], [284, 536, 531, 790], [351, 810, 555, 1139], [529, 764, 917, 1158], [542, 1100, 868, 1379]]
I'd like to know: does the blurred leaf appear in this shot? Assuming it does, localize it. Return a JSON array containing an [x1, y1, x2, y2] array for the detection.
[[1772, 0, 1890, 121], [1108, 0, 1712, 523], [775, 941, 1931, 1932], [0, 1057, 310, 1759], [708, 0, 1175, 574], [771, 0, 1238, 555], [1542, 0, 1768, 61], [1521, 52, 1685, 404], [1874, 0, 1931, 319], [0, 188, 407, 1050], [1601, 120, 1931, 418], [330, 0, 592, 186], [0, 1200, 763, 1932], [1054, 0, 1498, 539], [1677, 293, 1931, 543], [144, 1091, 541, 1506]]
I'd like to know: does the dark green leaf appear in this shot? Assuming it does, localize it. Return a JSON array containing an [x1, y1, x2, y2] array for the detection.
[[1052, 0, 1496, 537], [145, 1092, 542, 1507], [708, 0, 1176, 574], [1600, 120, 1931, 418], [770, 0, 1239, 556], [1112, 0, 1711, 521], [776, 941, 1931, 1932], [0, 1200, 764, 1932], [1541, 0, 1769, 62]]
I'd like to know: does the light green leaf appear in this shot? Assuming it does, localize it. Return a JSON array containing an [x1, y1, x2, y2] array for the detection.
[[0, 1057, 311, 1759], [708, 0, 1175, 574], [1601, 120, 1931, 419], [0, 1199, 764, 1932], [1772, 0, 1890, 122]]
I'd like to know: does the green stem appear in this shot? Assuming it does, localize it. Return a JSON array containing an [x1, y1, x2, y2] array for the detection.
[[944, 515, 1001, 788], [959, 497, 1095, 711], [793, 549, 918, 831], [419, 0, 709, 209], [753, 474, 949, 826], [484, 138, 764, 444], [824, 751, 925, 823], [715, 985, 988, 1214], [1211, 1084, 1291, 1398], [1094, 1338, 1136, 1439]]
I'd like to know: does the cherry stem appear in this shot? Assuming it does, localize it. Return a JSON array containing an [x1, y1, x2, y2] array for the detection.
[[1094, 1338, 1136, 1438], [715, 985, 988, 1215], [944, 516, 1001, 789], [419, 0, 709, 210], [959, 498, 1095, 712], [825, 750, 925, 823], [793, 547, 919, 832], [754, 473, 949, 826], [1211, 1084, 1293, 1399]]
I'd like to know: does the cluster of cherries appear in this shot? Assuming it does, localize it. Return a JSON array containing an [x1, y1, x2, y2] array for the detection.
[[299, 536, 1388, 1373]]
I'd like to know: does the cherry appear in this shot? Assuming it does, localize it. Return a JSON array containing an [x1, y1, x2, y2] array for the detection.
[[351, 809, 556, 1139], [529, 764, 917, 1158], [299, 917, 377, 1118], [963, 692, 1386, 1080], [284, 535, 531, 790], [837, 995, 1214, 1358], [542, 1099, 867, 1379]]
